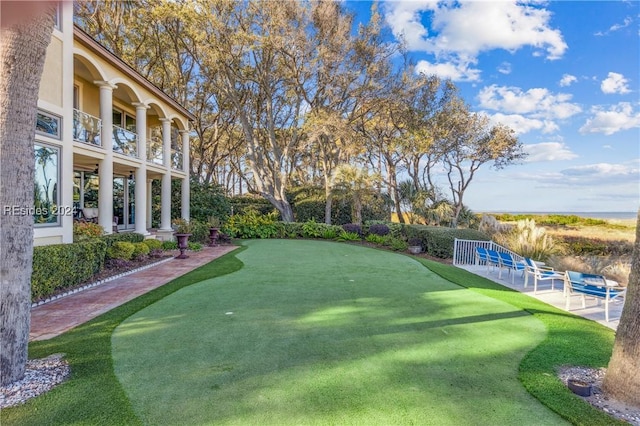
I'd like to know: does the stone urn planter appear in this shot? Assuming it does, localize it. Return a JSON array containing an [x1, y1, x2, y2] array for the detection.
[[209, 227, 220, 247], [174, 233, 192, 259], [408, 238, 422, 255]]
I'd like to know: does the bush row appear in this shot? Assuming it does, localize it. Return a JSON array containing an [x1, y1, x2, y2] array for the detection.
[[32, 232, 151, 302], [401, 225, 491, 258], [32, 239, 107, 301], [222, 209, 490, 258]]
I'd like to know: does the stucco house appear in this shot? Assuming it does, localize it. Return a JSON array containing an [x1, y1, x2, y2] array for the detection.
[[33, 3, 194, 246]]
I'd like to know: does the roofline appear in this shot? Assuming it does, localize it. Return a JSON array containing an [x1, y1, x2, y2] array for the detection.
[[73, 24, 196, 122]]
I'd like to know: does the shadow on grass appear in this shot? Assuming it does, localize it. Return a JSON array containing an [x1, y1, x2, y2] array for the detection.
[[2, 248, 245, 426], [417, 258, 624, 426]]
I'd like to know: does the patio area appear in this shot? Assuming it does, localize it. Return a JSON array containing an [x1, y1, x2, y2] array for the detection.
[[456, 264, 624, 331]]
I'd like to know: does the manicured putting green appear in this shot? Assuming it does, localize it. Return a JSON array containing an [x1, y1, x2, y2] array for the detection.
[[112, 240, 567, 425]]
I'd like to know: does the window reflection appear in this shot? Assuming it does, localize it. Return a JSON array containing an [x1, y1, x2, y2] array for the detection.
[[34, 144, 60, 225]]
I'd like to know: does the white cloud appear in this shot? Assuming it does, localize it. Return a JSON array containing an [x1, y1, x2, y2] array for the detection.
[[383, 1, 567, 81], [601, 72, 631, 94], [415, 59, 482, 82], [595, 16, 633, 36], [477, 85, 582, 120], [579, 102, 640, 135], [560, 163, 640, 185], [524, 142, 578, 162], [559, 74, 577, 87], [485, 113, 558, 135], [497, 62, 512, 75]]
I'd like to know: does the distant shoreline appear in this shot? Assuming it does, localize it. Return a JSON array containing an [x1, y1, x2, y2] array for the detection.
[[482, 211, 637, 220]]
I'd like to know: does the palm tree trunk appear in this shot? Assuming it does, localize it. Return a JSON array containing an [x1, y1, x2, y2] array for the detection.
[[0, 2, 55, 386], [602, 209, 640, 405]]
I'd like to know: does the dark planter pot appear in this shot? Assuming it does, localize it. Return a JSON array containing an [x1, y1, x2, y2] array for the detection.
[[567, 379, 592, 397], [175, 233, 192, 259], [209, 227, 220, 247]]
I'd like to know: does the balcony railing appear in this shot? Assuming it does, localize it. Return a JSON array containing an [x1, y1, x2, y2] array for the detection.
[[73, 109, 101, 146], [171, 147, 183, 170], [112, 125, 138, 157], [147, 136, 164, 165]]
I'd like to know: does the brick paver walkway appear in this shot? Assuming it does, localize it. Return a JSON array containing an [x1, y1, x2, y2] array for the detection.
[[30, 245, 238, 341]]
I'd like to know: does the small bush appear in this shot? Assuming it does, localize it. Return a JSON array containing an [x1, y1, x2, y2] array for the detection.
[[162, 240, 178, 250], [101, 233, 145, 250], [388, 238, 408, 251], [73, 222, 104, 241], [142, 239, 163, 251], [367, 223, 390, 236], [342, 223, 362, 236], [337, 231, 361, 241], [365, 234, 386, 245], [322, 226, 341, 240], [224, 209, 279, 239], [302, 219, 325, 238], [132, 242, 150, 260], [107, 241, 136, 260], [188, 242, 203, 251], [105, 258, 133, 270]]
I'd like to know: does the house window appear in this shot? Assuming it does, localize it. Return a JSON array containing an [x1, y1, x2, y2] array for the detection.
[[53, 3, 61, 30], [36, 110, 61, 139], [113, 108, 136, 132], [34, 143, 60, 226]]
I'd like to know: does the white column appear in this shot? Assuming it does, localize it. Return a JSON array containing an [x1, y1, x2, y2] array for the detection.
[[147, 179, 153, 228], [95, 81, 116, 234], [133, 102, 149, 235], [160, 118, 172, 230], [180, 129, 190, 221]]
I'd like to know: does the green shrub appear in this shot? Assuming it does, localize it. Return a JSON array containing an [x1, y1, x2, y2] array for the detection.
[[278, 221, 304, 238], [162, 240, 178, 250], [186, 219, 210, 244], [302, 218, 325, 238], [132, 242, 150, 259], [321, 226, 341, 240], [401, 225, 490, 259], [31, 239, 107, 301], [188, 242, 203, 251], [224, 208, 279, 239], [365, 234, 386, 245], [101, 233, 144, 250], [142, 239, 163, 251], [107, 241, 136, 260], [73, 222, 104, 241], [336, 231, 361, 241], [388, 238, 408, 251]]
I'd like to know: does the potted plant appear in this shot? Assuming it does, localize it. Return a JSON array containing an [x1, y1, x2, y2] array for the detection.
[[172, 218, 192, 259], [208, 216, 221, 247], [408, 237, 422, 255]]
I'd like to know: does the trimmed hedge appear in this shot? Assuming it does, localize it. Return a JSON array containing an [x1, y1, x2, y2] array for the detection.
[[101, 232, 145, 249], [32, 239, 107, 301], [402, 225, 490, 258]]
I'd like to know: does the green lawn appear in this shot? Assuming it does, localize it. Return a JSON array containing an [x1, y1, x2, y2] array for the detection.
[[112, 240, 562, 425], [3, 239, 621, 425]]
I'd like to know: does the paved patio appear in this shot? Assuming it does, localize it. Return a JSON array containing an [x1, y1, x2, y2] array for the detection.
[[29, 245, 239, 341], [456, 263, 624, 331]]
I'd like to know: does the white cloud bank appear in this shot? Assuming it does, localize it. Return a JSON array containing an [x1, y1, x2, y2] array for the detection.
[[580, 102, 640, 135], [384, 0, 567, 81], [523, 142, 578, 162], [601, 72, 631, 94]]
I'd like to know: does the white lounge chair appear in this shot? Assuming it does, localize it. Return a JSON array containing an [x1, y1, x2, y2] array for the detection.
[[524, 258, 564, 294]]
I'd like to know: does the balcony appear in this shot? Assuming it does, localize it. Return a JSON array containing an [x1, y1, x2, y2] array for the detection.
[[73, 109, 101, 146], [112, 125, 138, 157], [147, 135, 164, 165]]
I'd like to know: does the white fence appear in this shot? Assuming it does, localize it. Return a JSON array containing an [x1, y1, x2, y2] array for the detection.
[[453, 239, 524, 266]]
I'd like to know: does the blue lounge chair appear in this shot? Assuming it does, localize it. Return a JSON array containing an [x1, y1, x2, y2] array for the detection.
[[475, 247, 489, 269], [564, 271, 626, 322], [498, 252, 526, 284], [486, 249, 502, 274], [524, 258, 564, 294]]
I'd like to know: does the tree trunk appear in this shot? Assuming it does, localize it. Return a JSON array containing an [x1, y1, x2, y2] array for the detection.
[[0, 2, 55, 386], [602, 209, 640, 405]]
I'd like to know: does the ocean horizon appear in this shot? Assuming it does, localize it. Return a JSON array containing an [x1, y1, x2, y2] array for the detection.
[[482, 211, 637, 220]]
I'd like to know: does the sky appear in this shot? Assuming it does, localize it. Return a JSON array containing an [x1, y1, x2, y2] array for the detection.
[[344, 0, 640, 214]]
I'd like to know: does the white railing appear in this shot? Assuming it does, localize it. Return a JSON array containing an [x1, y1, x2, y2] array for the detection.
[[112, 125, 138, 157], [73, 109, 101, 146], [147, 136, 164, 165], [453, 239, 523, 266]]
